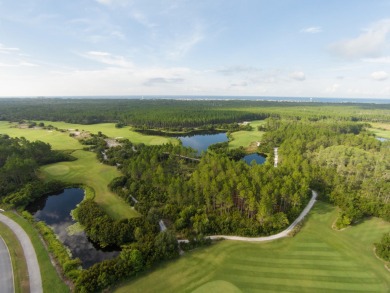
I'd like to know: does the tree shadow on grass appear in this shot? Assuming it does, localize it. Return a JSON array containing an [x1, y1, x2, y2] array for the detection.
[[350, 216, 374, 227], [310, 201, 334, 215]]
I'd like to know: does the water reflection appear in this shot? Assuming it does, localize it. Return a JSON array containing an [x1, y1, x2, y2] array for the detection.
[[26, 188, 119, 268], [243, 153, 266, 165], [178, 133, 228, 154]]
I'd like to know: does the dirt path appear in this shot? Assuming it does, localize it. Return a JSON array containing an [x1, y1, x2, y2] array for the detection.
[[179, 190, 318, 243], [0, 213, 43, 293]]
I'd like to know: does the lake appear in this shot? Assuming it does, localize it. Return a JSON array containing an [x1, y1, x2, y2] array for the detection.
[[26, 188, 119, 268], [178, 132, 228, 154], [243, 153, 266, 165]]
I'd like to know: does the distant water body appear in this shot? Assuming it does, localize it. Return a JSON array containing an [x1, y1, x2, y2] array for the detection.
[[17, 96, 390, 104]]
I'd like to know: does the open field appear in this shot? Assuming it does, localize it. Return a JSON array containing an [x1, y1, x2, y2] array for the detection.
[[115, 201, 390, 293], [229, 120, 266, 151], [369, 123, 390, 139], [0, 121, 83, 150], [38, 121, 178, 145], [3, 212, 69, 293], [0, 222, 29, 293], [39, 150, 139, 220]]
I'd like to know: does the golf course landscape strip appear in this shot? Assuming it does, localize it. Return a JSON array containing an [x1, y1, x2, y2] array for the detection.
[[114, 201, 390, 293]]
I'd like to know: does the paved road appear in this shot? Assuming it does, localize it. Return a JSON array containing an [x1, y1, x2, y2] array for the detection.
[[0, 213, 42, 293], [0, 236, 14, 293], [179, 190, 318, 243]]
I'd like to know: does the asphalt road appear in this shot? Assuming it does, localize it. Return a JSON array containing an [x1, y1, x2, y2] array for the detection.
[[0, 213, 42, 293], [0, 236, 14, 293]]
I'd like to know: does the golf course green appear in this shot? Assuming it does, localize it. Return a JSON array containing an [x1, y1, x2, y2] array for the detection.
[[228, 120, 266, 151], [39, 150, 139, 219], [114, 201, 390, 293]]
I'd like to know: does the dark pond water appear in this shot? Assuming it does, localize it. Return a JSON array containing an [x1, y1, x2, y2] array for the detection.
[[243, 153, 266, 165], [178, 133, 228, 154], [26, 188, 119, 268]]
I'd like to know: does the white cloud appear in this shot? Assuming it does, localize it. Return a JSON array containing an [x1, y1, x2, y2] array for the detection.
[[130, 11, 157, 29], [325, 83, 340, 94], [290, 71, 306, 81], [363, 56, 390, 63], [217, 65, 261, 76], [166, 25, 204, 60], [0, 43, 20, 54], [84, 51, 133, 68], [329, 19, 390, 59], [230, 81, 248, 87], [301, 27, 322, 34], [144, 77, 184, 87], [371, 71, 388, 81], [95, 0, 113, 5], [95, 0, 131, 7], [0, 61, 37, 67]]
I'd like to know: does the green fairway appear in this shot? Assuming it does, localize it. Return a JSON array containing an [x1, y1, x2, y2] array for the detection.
[[115, 201, 390, 293], [39, 150, 139, 220], [369, 123, 390, 139], [229, 120, 265, 151], [38, 121, 177, 145], [0, 121, 83, 150]]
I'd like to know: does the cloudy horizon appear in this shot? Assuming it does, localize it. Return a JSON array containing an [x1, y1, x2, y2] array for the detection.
[[1, 0, 390, 98]]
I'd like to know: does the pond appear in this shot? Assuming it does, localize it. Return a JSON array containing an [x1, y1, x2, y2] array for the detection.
[[376, 137, 389, 142], [243, 153, 266, 165], [26, 188, 119, 268], [178, 132, 228, 154]]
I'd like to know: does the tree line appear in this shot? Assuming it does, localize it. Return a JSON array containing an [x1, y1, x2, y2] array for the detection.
[[1, 99, 389, 130]]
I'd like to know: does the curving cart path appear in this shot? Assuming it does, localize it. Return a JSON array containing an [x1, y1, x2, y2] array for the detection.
[[0, 213, 43, 293], [179, 190, 317, 243]]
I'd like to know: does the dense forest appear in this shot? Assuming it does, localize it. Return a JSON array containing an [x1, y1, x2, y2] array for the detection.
[[0, 135, 71, 207], [0, 98, 389, 130], [260, 119, 389, 226], [0, 98, 389, 292], [106, 142, 310, 238]]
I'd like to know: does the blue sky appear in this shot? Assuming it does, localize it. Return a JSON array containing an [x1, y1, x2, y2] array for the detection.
[[1, 0, 390, 98]]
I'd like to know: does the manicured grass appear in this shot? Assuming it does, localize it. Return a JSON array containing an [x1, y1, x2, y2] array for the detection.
[[369, 123, 390, 139], [0, 121, 83, 150], [3, 212, 69, 293], [38, 121, 177, 145], [115, 201, 390, 293], [0, 120, 176, 149], [229, 120, 265, 151], [0, 222, 29, 293], [39, 150, 139, 220]]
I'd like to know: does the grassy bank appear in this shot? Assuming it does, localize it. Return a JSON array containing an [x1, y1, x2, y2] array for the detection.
[[0, 222, 29, 293], [115, 201, 390, 293], [39, 150, 139, 220], [3, 212, 69, 293]]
